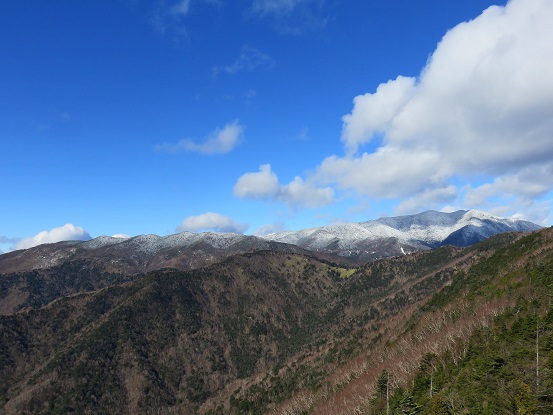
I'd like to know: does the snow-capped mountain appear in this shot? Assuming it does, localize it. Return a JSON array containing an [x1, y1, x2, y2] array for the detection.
[[0, 232, 313, 275], [0, 210, 542, 276], [260, 210, 542, 262]]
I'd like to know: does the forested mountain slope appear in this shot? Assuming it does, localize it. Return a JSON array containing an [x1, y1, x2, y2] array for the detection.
[[272, 228, 553, 415], [1, 228, 551, 414]]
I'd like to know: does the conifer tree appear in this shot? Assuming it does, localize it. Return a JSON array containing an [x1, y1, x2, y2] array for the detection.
[[514, 383, 536, 415], [430, 395, 452, 415], [377, 369, 390, 398], [399, 393, 422, 415]]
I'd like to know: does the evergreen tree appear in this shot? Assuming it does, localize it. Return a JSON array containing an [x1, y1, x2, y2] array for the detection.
[[377, 369, 390, 398], [430, 395, 452, 415], [515, 383, 536, 415], [399, 393, 422, 415]]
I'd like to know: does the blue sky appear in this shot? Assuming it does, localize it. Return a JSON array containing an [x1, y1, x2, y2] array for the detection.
[[2, 0, 553, 251]]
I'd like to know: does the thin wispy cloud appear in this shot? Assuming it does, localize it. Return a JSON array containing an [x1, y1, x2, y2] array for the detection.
[[251, 0, 330, 34], [156, 121, 244, 155], [152, 0, 220, 38], [252, 0, 305, 16], [296, 127, 310, 141], [213, 46, 274, 76], [170, 0, 191, 16], [0, 236, 20, 245]]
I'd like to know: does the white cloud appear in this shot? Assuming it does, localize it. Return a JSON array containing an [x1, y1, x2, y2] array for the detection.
[[395, 186, 458, 216], [213, 46, 274, 76], [234, 164, 280, 199], [16, 224, 92, 250], [466, 168, 553, 208], [177, 212, 249, 233], [281, 176, 334, 208], [156, 121, 243, 155], [111, 234, 131, 239], [341, 76, 416, 155], [314, 0, 553, 221], [234, 164, 334, 208]]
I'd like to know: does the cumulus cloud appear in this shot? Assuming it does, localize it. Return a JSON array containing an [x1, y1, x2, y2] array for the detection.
[[112, 234, 131, 239], [213, 46, 274, 76], [233, 164, 280, 199], [234, 164, 334, 208], [16, 224, 92, 250], [177, 212, 249, 233], [341, 76, 416, 155], [466, 169, 553, 208], [156, 121, 243, 155], [395, 186, 458, 216], [314, 0, 553, 220], [281, 176, 334, 208], [317, 148, 447, 199]]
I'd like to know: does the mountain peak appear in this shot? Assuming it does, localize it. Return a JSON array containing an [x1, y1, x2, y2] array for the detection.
[[261, 209, 542, 262]]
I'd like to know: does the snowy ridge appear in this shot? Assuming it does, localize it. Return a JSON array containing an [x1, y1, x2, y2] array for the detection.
[[2, 209, 541, 276], [81, 236, 130, 249], [80, 231, 248, 255], [261, 210, 542, 252], [0, 230, 282, 275], [265, 222, 405, 251], [28, 209, 537, 257]]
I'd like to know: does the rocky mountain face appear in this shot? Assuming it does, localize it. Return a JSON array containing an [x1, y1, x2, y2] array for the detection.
[[261, 209, 542, 262]]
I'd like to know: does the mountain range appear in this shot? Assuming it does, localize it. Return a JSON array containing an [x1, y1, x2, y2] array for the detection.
[[0, 210, 541, 276], [261, 209, 542, 261], [0, 209, 550, 414]]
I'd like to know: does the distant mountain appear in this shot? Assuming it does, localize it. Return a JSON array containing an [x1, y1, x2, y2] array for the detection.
[[1, 210, 540, 277], [0, 232, 318, 276], [0, 232, 335, 314], [261, 209, 542, 262]]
